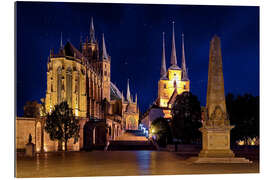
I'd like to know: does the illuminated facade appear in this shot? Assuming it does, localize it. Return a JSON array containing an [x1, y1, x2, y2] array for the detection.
[[16, 18, 139, 152], [142, 22, 190, 127], [122, 79, 139, 130]]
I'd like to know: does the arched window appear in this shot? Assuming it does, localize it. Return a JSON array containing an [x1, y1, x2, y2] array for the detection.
[[77, 73, 80, 109], [66, 68, 72, 107], [57, 67, 62, 104], [174, 80, 177, 88]]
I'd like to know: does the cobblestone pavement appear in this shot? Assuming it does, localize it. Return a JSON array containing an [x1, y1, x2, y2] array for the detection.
[[16, 151, 259, 177]]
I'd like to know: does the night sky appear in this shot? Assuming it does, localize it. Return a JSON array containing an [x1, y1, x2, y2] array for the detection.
[[16, 2, 259, 116]]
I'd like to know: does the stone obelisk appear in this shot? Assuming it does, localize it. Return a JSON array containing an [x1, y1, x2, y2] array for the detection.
[[189, 35, 251, 163], [199, 35, 235, 158]]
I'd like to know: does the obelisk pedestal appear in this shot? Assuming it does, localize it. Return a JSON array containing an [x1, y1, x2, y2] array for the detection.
[[199, 126, 235, 158]]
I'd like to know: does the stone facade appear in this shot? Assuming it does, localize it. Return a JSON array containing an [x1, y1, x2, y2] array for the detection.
[[16, 117, 36, 150]]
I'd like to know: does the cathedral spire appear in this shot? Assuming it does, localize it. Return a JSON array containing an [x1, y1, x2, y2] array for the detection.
[[160, 32, 167, 78], [126, 79, 131, 102], [135, 93, 137, 104], [90, 17, 96, 43], [102, 33, 108, 59], [170, 21, 178, 68], [59, 32, 65, 56], [121, 91, 124, 102], [181, 33, 189, 81], [60, 32, 63, 48], [79, 33, 83, 52]]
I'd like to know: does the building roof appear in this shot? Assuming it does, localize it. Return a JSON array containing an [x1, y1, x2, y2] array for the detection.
[[110, 82, 122, 100], [64, 41, 85, 60], [168, 88, 178, 106]]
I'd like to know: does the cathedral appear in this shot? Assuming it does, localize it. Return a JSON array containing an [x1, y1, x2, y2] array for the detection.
[[141, 22, 190, 129], [16, 18, 139, 152]]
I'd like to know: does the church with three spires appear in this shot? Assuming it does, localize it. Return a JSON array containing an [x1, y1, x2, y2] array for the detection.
[[141, 22, 190, 129], [16, 18, 139, 152]]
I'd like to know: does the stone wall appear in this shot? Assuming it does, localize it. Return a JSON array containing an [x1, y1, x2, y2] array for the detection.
[[16, 117, 36, 149], [16, 117, 80, 152]]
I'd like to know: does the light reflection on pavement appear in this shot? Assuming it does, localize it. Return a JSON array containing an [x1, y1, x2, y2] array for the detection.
[[16, 151, 259, 177]]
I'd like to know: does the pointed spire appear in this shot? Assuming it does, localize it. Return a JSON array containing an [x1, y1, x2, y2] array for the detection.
[[90, 17, 96, 43], [79, 33, 83, 52], [181, 33, 189, 81], [135, 93, 137, 104], [60, 32, 63, 48], [102, 33, 108, 59], [126, 79, 131, 102], [121, 91, 124, 102], [170, 21, 178, 67], [160, 32, 167, 78]]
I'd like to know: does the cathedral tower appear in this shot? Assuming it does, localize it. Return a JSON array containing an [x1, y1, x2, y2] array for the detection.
[[82, 17, 99, 63], [122, 79, 139, 130], [157, 23, 190, 115], [100, 33, 111, 101]]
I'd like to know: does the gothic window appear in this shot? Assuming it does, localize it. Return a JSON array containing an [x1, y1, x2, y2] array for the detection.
[[184, 84, 186, 90], [174, 80, 177, 88], [77, 74, 80, 109], [164, 84, 166, 89], [57, 67, 62, 104], [66, 68, 72, 107], [104, 71, 107, 76]]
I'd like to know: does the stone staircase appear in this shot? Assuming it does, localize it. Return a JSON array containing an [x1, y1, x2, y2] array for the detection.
[[106, 130, 156, 151]]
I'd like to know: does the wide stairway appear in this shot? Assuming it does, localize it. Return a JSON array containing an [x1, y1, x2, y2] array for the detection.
[[106, 130, 157, 151]]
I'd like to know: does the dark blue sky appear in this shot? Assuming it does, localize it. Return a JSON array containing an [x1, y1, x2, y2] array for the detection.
[[16, 2, 259, 116]]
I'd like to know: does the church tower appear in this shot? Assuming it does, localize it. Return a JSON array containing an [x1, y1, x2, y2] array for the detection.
[[100, 33, 111, 101], [82, 17, 99, 64], [122, 79, 139, 130], [157, 22, 190, 115]]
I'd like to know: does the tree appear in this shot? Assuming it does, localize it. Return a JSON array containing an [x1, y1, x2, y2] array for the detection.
[[226, 93, 259, 145], [45, 101, 80, 151], [171, 92, 202, 144], [23, 101, 40, 118], [150, 117, 172, 147]]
